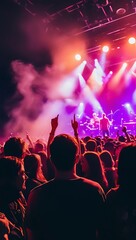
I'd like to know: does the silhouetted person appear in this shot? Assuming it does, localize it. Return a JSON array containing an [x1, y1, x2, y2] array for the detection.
[[82, 151, 109, 193], [100, 113, 111, 138], [100, 150, 117, 190], [3, 137, 27, 158], [86, 139, 97, 151], [0, 156, 27, 240], [106, 143, 136, 240], [23, 153, 47, 200], [25, 115, 106, 240]]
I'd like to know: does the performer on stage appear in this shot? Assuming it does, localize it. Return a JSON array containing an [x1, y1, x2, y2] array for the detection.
[[99, 112, 111, 137], [90, 112, 100, 128]]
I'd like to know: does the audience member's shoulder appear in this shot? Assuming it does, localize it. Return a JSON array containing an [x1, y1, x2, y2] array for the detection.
[[28, 181, 48, 196], [30, 177, 104, 195], [80, 177, 105, 194], [106, 186, 119, 200]]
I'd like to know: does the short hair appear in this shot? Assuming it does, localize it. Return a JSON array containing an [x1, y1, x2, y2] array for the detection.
[[83, 151, 108, 188], [50, 134, 78, 171], [0, 156, 22, 180], [83, 136, 91, 143], [24, 153, 43, 179], [118, 135, 126, 142], [24, 153, 41, 177], [118, 143, 136, 186], [100, 150, 114, 168], [4, 137, 26, 158], [86, 139, 97, 151], [34, 142, 44, 152], [104, 141, 115, 153]]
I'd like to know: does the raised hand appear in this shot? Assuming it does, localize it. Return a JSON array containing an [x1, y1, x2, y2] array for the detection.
[[51, 114, 59, 132], [71, 114, 78, 135], [122, 126, 127, 133], [26, 132, 30, 141]]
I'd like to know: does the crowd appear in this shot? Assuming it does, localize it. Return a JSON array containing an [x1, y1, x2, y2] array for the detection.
[[0, 114, 136, 240]]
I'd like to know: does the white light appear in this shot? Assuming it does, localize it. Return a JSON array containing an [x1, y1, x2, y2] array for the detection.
[[128, 37, 136, 45], [102, 46, 109, 53], [123, 62, 128, 68], [75, 54, 81, 61]]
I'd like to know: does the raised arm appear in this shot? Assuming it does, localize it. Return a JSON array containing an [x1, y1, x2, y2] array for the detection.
[[71, 114, 81, 156], [71, 114, 78, 138], [47, 114, 59, 158], [26, 133, 34, 150], [122, 126, 131, 142]]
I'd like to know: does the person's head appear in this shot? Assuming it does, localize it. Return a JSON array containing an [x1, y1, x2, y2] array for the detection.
[[82, 151, 108, 189], [100, 150, 114, 168], [34, 142, 45, 153], [0, 156, 26, 191], [118, 143, 136, 187], [82, 151, 103, 177], [102, 113, 106, 118], [82, 136, 91, 143], [4, 137, 26, 158], [24, 153, 46, 181], [104, 141, 115, 156], [118, 135, 126, 142], [50, 134, 78, 171], [86, 139, 97, 152]]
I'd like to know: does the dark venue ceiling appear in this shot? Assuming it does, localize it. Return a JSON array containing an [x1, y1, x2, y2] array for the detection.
[[0, 0, 136, 68], [12, 0, 136, 58]]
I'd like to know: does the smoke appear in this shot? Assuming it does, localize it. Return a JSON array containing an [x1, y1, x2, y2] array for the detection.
[[3, 60, 81, 142], [1, 17, 88, 143]]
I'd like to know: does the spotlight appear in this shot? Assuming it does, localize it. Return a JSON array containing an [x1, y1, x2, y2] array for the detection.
[[102, 45, 109, 53], [122, 62, 128, 69], [128, 37, 136, 45], [75, 54, 81, 61]]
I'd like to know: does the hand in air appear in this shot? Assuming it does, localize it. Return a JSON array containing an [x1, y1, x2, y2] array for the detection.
[[51, 114, 59, 132], [26, 132, 30, 140], [71, 114, 78, 133], [122, 126, 127, 133]]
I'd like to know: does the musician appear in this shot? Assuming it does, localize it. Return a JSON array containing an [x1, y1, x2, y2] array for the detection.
[[90, 112, 100, 128], [99, 112, 111, 137]]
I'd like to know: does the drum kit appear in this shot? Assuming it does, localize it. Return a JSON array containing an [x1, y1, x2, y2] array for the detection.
[[79, 115, 100, 136]]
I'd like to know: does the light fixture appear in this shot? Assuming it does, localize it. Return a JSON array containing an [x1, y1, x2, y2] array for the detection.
[[102, 45, 109, 53], [128, 37, 136, 44], [75, 54, 81, 61], [116, 8, 126, 15]]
